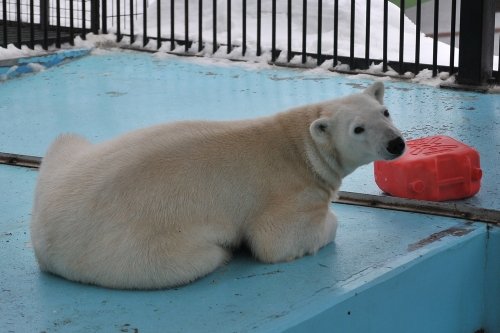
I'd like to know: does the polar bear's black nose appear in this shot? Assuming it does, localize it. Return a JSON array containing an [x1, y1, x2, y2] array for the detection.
[[387, 137, 405, 156]]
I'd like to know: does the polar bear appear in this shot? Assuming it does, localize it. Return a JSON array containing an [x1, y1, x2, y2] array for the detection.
[[31, 81, 405, 290]]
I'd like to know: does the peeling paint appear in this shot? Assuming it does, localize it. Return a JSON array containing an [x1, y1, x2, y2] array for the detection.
[[407, 227, 473, 251], [235, 269, 284, 280]]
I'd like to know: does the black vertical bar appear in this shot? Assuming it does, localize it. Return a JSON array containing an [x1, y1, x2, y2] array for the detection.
[[317, 0, 322, 66], [69, 0, 74, 45], [130, 0, 134, 44], [399, 0, 404, 74], [185, 0, 189, 52], [256, 0, 261, 56], [91, 0, 99, 34], [212, 0, 217, 53], [102, 0, 108, 34], [198, 0, 202, 51], [301, 0, 306, 64], [349, 0, 354, 69], [365, 0, 370, 68], [157, 0, 161, 49], [287, 0, 292, 62], [143, 0, 148, 46], [457, 0, 495, 86], [56, 0, 61, 48], [333, 0, 338, 67], [271, 0, 276, 62], [42, 0, 48, 49], [29, 0, 34, 49], [383, 0, 388, 72], [415, 0, 421, 73], [16, 0, 22, 47], [40, 0, 47, 28], [449, 0, 456, 74], [116, 0, 121, 42], [82, 0, 87, 40], [498, 35, 500, 82], [242, 0, 246, 56], [227, 0, 231, 53], [432, 0, 439, 77], [171, 0, 175, 50], [2, 0, 7, 48]]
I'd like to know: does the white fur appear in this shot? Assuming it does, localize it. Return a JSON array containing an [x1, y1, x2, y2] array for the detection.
[[31, 82, 404, 289]]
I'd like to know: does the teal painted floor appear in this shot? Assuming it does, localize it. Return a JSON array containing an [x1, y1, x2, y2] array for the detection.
[[0, 51, 498, 211], [1, 164, 493, 333], [0, 51, 499, 332]]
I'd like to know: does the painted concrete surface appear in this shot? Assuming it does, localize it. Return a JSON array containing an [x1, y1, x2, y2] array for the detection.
[[286, 226, 490, 333], [0, 164, 490, 333], [0, 51, 498, 211], [0, 51, 499, 332]]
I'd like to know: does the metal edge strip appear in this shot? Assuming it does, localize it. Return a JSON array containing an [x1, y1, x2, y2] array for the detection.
[[337, 191, 499, 225], [0, 152, 42, 169]]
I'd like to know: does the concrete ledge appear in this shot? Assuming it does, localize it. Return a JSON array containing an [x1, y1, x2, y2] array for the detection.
[[440, 81, 499, 94], [0, 48, 90, 80], [286, 226, 491, 333]]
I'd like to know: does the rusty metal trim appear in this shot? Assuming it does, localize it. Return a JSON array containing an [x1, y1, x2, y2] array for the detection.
[[1, 151, 498, 224], [0, 152, 41, 168], [337, 191, 499, 225]]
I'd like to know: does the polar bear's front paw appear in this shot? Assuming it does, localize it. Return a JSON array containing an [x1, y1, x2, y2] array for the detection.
[[322, 211, 338, 244]]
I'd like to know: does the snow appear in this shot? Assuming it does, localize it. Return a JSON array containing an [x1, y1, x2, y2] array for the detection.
[[1, 0, 498, 85], [0, 44, 47, 62]]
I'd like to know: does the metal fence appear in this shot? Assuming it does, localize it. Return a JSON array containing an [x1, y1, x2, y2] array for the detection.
[[0, 0, 498, 87], [1, 0, 98, 48]]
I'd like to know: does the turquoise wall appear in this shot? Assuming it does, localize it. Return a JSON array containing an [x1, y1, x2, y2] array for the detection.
[[287, 226, 499, 333]]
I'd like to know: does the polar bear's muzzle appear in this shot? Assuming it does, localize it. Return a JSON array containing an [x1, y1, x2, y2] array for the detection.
[[385, 136, 406, 158]]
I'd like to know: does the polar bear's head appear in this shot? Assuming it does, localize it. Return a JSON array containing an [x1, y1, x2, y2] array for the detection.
[[309, 82, 405, 176]]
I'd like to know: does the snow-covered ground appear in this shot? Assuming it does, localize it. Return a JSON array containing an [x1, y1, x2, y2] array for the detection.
[[0, 44, 47, 61]]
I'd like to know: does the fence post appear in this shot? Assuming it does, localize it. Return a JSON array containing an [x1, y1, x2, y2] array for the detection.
[[102, 0, 107, 33], [40, 0, 49, 49], [91, 0, 100, 34], [40, 0, 49, 29], [457, 0, 495, 86]]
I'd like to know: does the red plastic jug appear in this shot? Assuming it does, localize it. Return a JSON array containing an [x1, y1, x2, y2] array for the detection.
[[374, 135, 482, 201]]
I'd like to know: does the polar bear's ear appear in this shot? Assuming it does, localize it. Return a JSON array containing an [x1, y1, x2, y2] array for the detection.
[[310, 118, 331, 144], [364, 81, 384, 104]]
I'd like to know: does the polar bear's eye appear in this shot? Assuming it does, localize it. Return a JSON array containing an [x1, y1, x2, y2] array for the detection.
[[383, 110, 390, 117], [317, 123, 327, 132], [354, 126, 365, 134]]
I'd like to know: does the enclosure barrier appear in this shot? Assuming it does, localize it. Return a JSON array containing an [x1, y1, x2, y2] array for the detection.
[[0, 0, 498, 86], [0, 0, 99, 49]]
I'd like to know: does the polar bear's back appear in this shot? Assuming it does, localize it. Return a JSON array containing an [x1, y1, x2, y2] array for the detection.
[[30, 117, 314, 288], [39, 134, 91, 175]]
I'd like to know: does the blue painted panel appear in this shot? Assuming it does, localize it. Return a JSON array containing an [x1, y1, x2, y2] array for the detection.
[[485, 226, 500, 332], [286, 228, 488, 333], [0, 49, 90, 79], [0, 51, 497, 211]]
